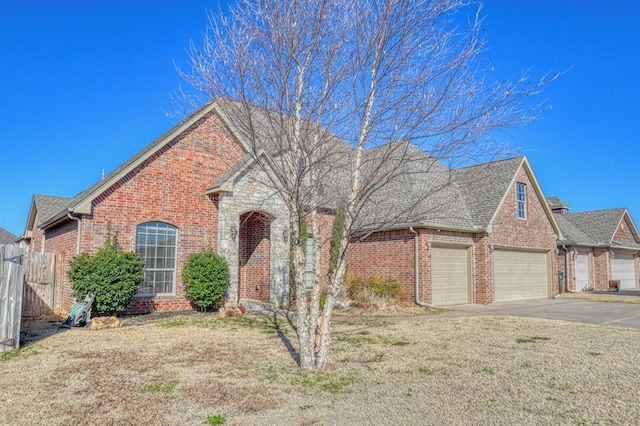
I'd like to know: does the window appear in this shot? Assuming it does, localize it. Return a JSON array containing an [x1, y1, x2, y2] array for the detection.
[[516, 182, 527, 219], [136, 222, 177, 294]]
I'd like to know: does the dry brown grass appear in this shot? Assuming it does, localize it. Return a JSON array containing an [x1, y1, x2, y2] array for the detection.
[[562, 292, 640, 304], [3, 312, 640, 425]]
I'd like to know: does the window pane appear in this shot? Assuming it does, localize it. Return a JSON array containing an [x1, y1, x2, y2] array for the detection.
[[135, 222, 177, 294]]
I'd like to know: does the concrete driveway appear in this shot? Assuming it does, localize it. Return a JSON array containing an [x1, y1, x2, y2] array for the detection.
[[437, 296, 640, 329]]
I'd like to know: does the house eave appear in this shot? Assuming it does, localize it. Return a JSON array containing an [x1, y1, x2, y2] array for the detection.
[[205, 182, 233, 195], [355, 221, 485, 234]]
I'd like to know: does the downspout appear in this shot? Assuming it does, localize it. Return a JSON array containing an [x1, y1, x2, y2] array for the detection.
[[409, 226, 432, 307], [561, 244, 570, 294], [67, 212, 81, 255]]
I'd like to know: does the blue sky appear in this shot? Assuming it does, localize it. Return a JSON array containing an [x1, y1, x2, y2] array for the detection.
[[1, 1, 639, 237]]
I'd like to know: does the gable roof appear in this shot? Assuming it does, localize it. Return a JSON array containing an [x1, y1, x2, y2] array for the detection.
[[558, 208, 640, 248], [32, 98, 559, 239], [0, 227, 18, 244], [453, 157, 524, 229], [553, 214, 595, 246], [26, 194, 74, 234], [39, 98, 354, 229], [38, 100, 229, 229], [353, 141, 472, 231]]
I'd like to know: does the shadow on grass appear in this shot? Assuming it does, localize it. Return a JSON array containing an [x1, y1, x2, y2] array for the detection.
[[18, 315, 70, 348]]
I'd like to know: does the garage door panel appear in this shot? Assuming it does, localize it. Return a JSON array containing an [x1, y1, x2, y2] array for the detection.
[[431, 246, 469, 305], [612, 253, 636, 290], [494, 250, 549, 302]]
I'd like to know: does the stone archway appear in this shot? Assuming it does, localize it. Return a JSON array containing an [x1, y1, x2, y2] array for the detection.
[[238, 211, 273, 301]]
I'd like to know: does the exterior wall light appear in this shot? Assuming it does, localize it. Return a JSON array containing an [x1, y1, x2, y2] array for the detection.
[[230, 225, 238, 242]]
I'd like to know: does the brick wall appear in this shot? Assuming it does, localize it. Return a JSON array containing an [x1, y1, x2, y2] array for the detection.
[[349, 165, 559, 306], [613, 216, 636, 243], [46, 111, 244, 313], [239, 212, 271, 301], [30, 219, 45, 253], [44, 220, 78, 313], [347, 230, 415, 304], [557, 249, 568, 292], [490, 166, 559, 298], [592, 247, 611, 291], [472, 234, 493, 304]]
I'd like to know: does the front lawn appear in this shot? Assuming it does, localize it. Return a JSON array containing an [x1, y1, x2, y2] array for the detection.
[[2, 313, 639, 425]]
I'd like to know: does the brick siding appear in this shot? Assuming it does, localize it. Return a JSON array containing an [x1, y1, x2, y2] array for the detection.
[[348, 164, 559, 306], [613, 216, 636, 243], [490, 167, 559, 299], [239, 212, 272, 301], [592, 248, 611, 291], [43, 220, 78, 313], [45, 111, 244, 313]]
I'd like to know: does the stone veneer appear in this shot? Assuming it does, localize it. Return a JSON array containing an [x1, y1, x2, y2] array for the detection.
[[218, 166, 290, 306]]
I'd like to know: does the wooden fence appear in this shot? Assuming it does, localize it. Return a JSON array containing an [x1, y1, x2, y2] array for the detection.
[[22, 251, 57, 317], [0, 245, 60, 352], [1, 244, 25, 352]]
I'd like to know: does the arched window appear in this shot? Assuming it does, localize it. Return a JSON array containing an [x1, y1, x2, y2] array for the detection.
[[136, 222, 177, 294]]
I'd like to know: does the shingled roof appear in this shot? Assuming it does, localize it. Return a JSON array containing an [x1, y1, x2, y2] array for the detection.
[[553, 214, 595, 246], [453, 157, 525, 228], [552, 206, 640, 249], [26, 194, 74, 232], [39, 98, 354, 229], [31, 99, 557, 237], [354, 140, 474, 230], [547, 196, 571, 211], [0, 227, 18, 244]]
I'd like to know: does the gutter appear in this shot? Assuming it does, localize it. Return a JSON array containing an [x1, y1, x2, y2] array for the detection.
[[409, 226, 432, 307], [356, 221, 484, 235], [66, 212, 81, 255]]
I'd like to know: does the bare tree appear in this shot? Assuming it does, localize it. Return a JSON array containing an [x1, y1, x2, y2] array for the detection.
[[178, 0, 556, 370]]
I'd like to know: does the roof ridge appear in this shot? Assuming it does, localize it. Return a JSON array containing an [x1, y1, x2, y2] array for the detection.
[[568, 207, 627, 216], [454, 155, 524, 171]]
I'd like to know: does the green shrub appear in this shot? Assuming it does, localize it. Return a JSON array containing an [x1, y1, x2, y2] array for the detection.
[[182, 251, 229, 310], [346, 275, 405, 307], [68, 235, 144, 316]]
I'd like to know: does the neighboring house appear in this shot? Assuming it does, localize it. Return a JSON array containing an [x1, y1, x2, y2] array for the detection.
[[0, 227, 18, 245], [348, 156, 562, 306], [549, 197, 640, 291], [23, 194, 74, 252], [23, 99, 562, 314]]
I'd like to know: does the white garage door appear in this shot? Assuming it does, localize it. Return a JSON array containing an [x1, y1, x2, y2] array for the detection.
[[494, 250, 549, 302], [574, 252, 592, 292], [611, 253, 636, 290], [431, 246, 469, 305]]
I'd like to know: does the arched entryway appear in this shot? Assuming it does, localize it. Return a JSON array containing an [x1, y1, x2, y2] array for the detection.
[[238, 211, 273, 301]]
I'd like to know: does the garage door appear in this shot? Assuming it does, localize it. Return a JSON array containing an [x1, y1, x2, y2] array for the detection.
[[494, 250, 549, 302], [611, 253, 636, 290], [574, 252, 592, 292], [431, 246, 469, 305]]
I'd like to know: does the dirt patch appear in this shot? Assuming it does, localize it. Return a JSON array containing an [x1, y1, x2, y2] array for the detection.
[[4, 314, 640, 425]]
